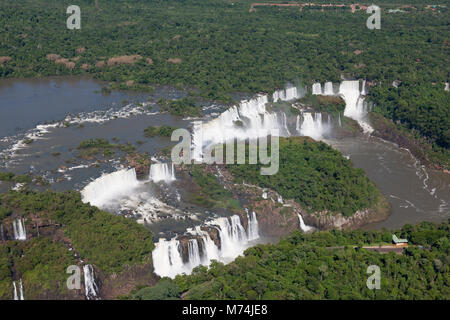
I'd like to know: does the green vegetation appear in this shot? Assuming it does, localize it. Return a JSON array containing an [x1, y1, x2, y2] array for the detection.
[[370, 84, 450, 169], [158, 97, 202, 117], [144, 125, 177, 138], [0, 238, 77, 299], [127, 278, 181, 300], [0, 190, 154, 299], [187, 165, 241, 211], [168, 220, 449, 300], [77, 138, 136, 159], [0, 172, 32, 184], [0, 0, 448, 165], [227, 137, 381, 216], [297, 94, 346, 114]]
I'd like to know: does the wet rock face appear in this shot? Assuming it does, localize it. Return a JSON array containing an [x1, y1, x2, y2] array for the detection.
[[126, 153, 151, 180], [207, 165, 390, 237], [201, 226, 221, 250]]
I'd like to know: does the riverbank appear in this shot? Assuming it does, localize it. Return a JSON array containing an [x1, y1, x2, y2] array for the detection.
[[369, 112, 450, 173]]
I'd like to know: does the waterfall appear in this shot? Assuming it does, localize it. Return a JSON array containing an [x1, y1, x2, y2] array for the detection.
[[339, 80, 373, 133], [323, 82, 334, 95], [298, 112, 329, 140], [281, 112, 290, 136], [338, 113, 342, 127], [191, 94, 277, 159], [193, 84, 303, 159], [215, 216, 248, 258], [273, 85, 301, 102], [149, 163, 176, 183], [298, 213, 313, 232], [340, 80, 365, 120], [277, 195, 283, 203], [312, 83, 322, 95], [81, 168, 140, 209], [13, 219, 26, 241], [1, 224, 5, 241], [152, 214, 260, 278], [13, 279, 24, 300], [187, 239, 202, 268], [445, 83, 449, 91], [361, 80, 368, 95], [152, 238, 186, 279], [83, 264, 100, 300], [247, 211, 259, 241]]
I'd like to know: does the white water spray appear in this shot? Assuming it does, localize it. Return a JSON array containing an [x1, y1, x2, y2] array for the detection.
[[312, 83, 322, 95], [298, 213, 313, 232], [13, 279, 24, 300], [81, 168, 140, 209], [13, 219, 26, 241], [83, 264, 100, 300], [152, 214, 260, 278]]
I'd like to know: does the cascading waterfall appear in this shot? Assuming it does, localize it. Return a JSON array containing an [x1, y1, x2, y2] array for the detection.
[[247, 211, 259, 241], [298, 112, 329, 140], [192, 94, 271, 157], [213, 216, 247, 259], [273, 85, 301, 102], [13, 218, 26, 241], [361, 80, 368, 95], [340, 80, 366, 120], [187, 239, 202, 268], [152, 214, 260, 279], [339, 80, 373, 133], [152, 238, 185, 278], [81, 168, 140, 209], [310, 80, 372, 132], [83, 264, 100, 300], [193, 85, 304, 160], [277, 195, 283, 203], [323, 82, 334, 95], [281, 112, 290, 136], [149, 163, 176, 183], [1, 224, 5, 241], [13, 279, 24, 300], [312, 83, 322, 95], [298, 213, 313, 232]]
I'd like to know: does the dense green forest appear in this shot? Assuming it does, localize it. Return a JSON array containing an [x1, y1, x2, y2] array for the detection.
[[126, 220, 449, 300], [370, 83, 450, 167], [227, 137, 381, 216], [0, 0, 448, 164], [0, 190, 154, 299]]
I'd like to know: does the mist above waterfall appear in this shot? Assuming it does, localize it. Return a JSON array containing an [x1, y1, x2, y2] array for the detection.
[[81, 168, 141, 209], [149, 163, 176, 183], [297, 112, 332, 140]]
